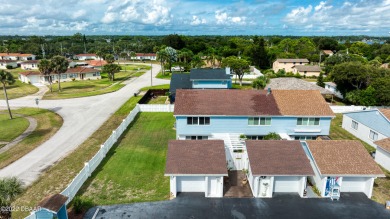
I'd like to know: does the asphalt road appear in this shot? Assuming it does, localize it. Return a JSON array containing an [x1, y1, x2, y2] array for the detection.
[[0, 64, 168, 186], [84, 192, 390, 219]]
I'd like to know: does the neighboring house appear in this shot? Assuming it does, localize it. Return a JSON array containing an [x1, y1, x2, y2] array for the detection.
[[0, 53, 36, 61], [131, 53, 157, 61], [265, 77, 333, 95], [74, 54, 98, 60], [323, 50, 334, 56], [246, 141, 314, 198], [19, 71, 41, 84], [375, 138, 390, 171], [21, 60, 40, 70], [272, 58, 309, 73], [342, 109, 390, 148], [165, 140, 227, 198], [303, 140, 384, 198], [169, 68, 232, 99], [19, 67, 101, 84], [86, 60, 107, 68], [292, 65, 322, 77], [324, 82, 343, 99], [0, 60, 18, 69]]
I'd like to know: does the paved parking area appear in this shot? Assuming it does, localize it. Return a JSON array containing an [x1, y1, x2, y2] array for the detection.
[[84, 192, 390, 219]]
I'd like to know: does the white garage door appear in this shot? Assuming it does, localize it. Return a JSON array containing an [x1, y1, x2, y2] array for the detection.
[[177, 176, 205, 192], [342, 177, 367, 192], [274, 176, 300, 193]]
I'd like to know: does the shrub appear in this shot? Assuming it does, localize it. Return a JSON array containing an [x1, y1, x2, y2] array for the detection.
[[5, 65, 13, 69], [72, 196, 94, 214], [264, 132, 281, 140], [72, 78, 76, 81]]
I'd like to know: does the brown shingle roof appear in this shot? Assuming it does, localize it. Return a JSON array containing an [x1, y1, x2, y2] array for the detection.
[[246, 140, 314, 176], [265, 77, 333, 95], [379, 109, 390, 121], [19, 71, 41, 76], [174, 89, 280, 116], [272, 90, 334, 116], [38, 194, 68, 212], [375, 138, 390, 153], [306, 140, 384, 176], [276, 58, 309, 63], [66, 67, 100, 73], [293, 65, 322, 72], [165, 140, 228, 175], [21, 60, 39, 64]]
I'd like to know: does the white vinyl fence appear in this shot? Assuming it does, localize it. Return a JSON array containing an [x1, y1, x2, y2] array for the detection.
[[330, 105, 374, 113], [26, 104, 174, 218]]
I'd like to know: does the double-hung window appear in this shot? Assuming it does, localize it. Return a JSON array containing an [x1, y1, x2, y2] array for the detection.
[[187, 117, 210, 125], [297, 118, 320, 126], [248, 117, 271, 126], [351, 121, 358, 130], [369, 130, 378, 141]]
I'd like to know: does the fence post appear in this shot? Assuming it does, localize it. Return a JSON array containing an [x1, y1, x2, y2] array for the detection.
[[101, 144, 106, 158], [85, 162, 91, 177], [112, 130, 116, 142]]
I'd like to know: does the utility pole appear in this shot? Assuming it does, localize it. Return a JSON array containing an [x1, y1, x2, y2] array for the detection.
[[319, 51, 322, 67], [150, 61, 153, 87], [41, 44, 45, 59]]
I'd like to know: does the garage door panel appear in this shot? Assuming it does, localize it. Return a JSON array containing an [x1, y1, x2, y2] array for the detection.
[[177, 176, 205, 192], [342, 177, 367, 192], [274, 176, 300, 193]]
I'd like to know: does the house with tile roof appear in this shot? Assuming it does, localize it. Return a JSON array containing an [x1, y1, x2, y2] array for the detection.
[[292, 65, 322, 77], [74, 54, 98, 60], [19, 67, 101, 84], [375, 138, 390, 171], [342, 109, 390, 148], [272, 58, 309, 73], [303, 140, 384, 198], [169, 68, 232, 100], [21, 60, 40, 70], [0, 60, 18, 69], [0, 53, 36, 61]]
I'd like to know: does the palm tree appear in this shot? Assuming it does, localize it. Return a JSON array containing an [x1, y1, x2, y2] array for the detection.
[[0, 177, 23, 218], [129, 51, 136, 62], [38, 59, 53, 92], [157, 49, 168, 75], [51, 56, 69, 92], [0, 70, 15, 119], [96, 50, 104, 62]]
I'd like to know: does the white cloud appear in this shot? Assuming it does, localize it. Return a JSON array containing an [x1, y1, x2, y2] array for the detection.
[[215, 10, 247, 25], [190, 16, 206, 26]]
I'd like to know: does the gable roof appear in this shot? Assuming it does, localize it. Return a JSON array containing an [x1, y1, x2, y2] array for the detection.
[[276, 58, 309, 63], [174, 89, 334, 117], [306, 140, 384, 176], [379, 109, 390, 121], [0, 53, 34, 57], [21, 60, 39, 64], [189, 68, 231, 80], [19, 71, 41, 76], [272, 90, 334, 116], [165, 140, 228, 175], [344, 110, 390, 136], [293, 65, 322, 72], [38, 194, 68, 213], [376, 138, 390, 153], [86, 60, 107, 67], [169, 74, 191, 94], [246, 140, 314, 176], [265, 77, 332, 95], [0, 60, 17, 63]]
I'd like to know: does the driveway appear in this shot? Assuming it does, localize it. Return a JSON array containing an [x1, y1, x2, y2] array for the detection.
[[84, 193, 390, 219], [0, 64, 168, 186]]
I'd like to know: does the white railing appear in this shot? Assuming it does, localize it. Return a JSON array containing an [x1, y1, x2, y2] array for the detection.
[[138, 104, 174, 112], [330, 105, 374, 113], [26, 104, 176, 218]]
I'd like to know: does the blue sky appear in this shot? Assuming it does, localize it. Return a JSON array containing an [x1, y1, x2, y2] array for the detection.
[[0, 0, 389, 36]]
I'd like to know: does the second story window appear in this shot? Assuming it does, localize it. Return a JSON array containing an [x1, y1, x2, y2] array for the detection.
[[187, 117, 210, 125], [297, 118, 320, 126], [248, 117, 271, 126], [351, 120, 358, 130], [369, 130, 378, 141]]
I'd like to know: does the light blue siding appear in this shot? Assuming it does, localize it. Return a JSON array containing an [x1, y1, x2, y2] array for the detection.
[[192, 80, 231, 89], [176, 116, 332, 137], [344, 110, 390, 136]]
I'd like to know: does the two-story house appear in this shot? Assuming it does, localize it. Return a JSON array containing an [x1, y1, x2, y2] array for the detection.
[[272, 58, 309, 73]]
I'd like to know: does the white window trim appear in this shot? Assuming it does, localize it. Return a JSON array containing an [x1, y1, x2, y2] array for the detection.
[[187, 117, 211, 126], [368, 130, 378, 141], [248, 117, 272, 126], [351, 120, 358, 130], [297, 117, 320, 126]]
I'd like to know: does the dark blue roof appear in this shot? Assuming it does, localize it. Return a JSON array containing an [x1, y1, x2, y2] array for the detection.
[[169, 73, 191, 94], [190, 68, 231, 80], [344, 110, 390, 136]]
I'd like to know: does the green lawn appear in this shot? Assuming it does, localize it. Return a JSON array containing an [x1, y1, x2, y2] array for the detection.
[[12, 96, 142, 219], [0, 114, 30, 142], [232, 83, 253, 90], [140, 84, 170, 91], [78, 112, 175, 205], [148, 96, 168, 104], [0, 108, 63, 169], [0, 80, 39, 100]]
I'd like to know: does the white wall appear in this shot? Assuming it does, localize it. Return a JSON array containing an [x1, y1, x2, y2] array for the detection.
[[298, 177, 307, 197], [375, 147, 390, 171], [170, 176, 177, 197], [342, 115, 387, 148], [206, 176, 223, 197], [308, 159, 327, 197]]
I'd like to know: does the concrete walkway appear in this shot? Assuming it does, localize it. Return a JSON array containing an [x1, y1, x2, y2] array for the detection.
[[0, 64, 167, 186], [84, 193, 390, 219], [0, 115, 37, 154]]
